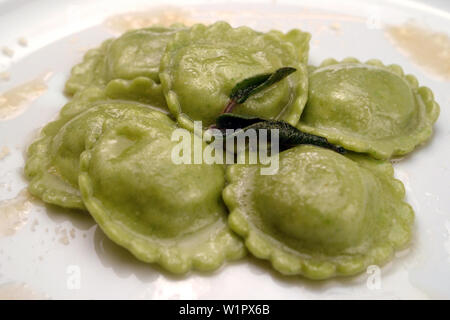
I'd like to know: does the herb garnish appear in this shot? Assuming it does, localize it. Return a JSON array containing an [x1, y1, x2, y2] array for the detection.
[[216, 113, 346, 154], [216, 113, 265, 130], [213, 67, 346, 154], [223, 67, 297, 113]]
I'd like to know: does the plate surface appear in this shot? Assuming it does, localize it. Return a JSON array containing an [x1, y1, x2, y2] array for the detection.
[[0, 0, 449, 299]]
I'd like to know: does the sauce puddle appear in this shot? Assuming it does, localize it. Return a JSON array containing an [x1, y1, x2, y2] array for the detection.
[[0, 146, 10, 160], [0, 282, 48, 300], [0, 72, 52, 120], [104, 7, 195, 34], [0, 189, 34, 237], [385, 21, 450, 81]]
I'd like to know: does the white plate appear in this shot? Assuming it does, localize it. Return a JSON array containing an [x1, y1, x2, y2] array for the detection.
[[0, 0, 449, 300]]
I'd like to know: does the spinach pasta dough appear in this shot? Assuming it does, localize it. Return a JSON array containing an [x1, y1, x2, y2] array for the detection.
[[65, 26, 184, 109], [25, 100, 169, 210], [297, 58, 440, 159], [104, 26, 184, 82], [160, 22, 310, 130], [223, 145, 414, 279], [78, 118, 246, 273], [65, 38, 113, 95]]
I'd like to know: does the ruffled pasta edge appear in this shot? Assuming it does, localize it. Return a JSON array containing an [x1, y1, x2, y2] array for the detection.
[[223, 151, 414, 280], [298, 57, 440, 160]]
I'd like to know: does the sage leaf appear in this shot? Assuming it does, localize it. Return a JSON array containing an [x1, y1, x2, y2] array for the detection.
[[216, 113, 265, 130], [223, 67, 296, 113], [221, 119, 346, 154]]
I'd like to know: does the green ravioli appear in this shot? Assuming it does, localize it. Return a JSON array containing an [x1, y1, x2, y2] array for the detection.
[[297, 58, 440, 159], [160, 21, 310, 130], [65, 26, 184, 109], [223, 145, 414, 279], [104, 26, 184, 82], [25, 99, 168, 210], [104, 76, 167, 109], [78, 118, 245, 273], [65, 39, 113, 95]]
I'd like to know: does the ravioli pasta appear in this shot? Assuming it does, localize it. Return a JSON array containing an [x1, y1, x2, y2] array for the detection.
[[298, 58, 440, 159], [160, 22, 310, 130], [25, 100, 167, 209], [24, 21, 439, 278], [65, 39, 113, 95], [65, 26, 184, 108], [104, 26, 184, 82], [223, 146, 414, 279], [78, 118, 245, 273]]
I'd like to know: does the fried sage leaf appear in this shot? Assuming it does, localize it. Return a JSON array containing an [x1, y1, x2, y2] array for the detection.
[[216, 113, 345, 153], [228, 67, 296, 105], [160, 22, 309, 129], [216, 113, 265, 130]]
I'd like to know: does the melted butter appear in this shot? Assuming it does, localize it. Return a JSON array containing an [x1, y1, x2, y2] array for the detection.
[[2, 47, 14, 58], [385, 21, 450, 81], [0, 72, 52, 120], [104, 7, 195, 33], [18, 37, 28, 47], [0, 189, 33, 237], [103, 6, 363, 35], [55, 225, 70, 245], [206, 9, 363, 23], [0, 146, 10, 160], [0, 72, 10, 81], [0, 282, 48, 300]]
